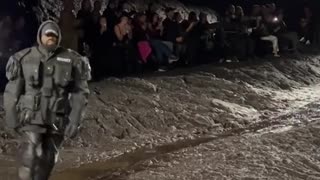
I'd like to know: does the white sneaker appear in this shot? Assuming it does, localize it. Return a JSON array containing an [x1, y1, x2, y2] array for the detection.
[[158, 67, 167, 72], [168, 55, 179, 64], [299, 37, 306, 42], [219, 58, 225, 63], [306, 40, 311, 45]]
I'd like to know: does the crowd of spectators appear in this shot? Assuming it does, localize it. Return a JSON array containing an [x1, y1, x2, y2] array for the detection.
[[0, 0, 319, 81]]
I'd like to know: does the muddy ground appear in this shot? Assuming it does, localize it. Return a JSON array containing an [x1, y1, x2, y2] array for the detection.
[[1, 52, 320, 179]]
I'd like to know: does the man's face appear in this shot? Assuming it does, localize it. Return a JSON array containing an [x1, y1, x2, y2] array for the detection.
[[41, 34, 58, 47]]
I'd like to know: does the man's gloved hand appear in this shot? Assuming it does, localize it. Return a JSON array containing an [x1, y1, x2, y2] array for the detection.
[[64, 122, 79, 139]]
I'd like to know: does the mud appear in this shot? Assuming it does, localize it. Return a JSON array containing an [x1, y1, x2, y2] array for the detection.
[[1, 53, 320, 179]]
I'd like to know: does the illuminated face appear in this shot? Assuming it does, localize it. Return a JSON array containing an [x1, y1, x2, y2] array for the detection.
[[41, 34, 58, 46]]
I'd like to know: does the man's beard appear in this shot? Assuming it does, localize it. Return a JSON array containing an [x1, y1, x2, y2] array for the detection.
[[43, 43, 57, 52]]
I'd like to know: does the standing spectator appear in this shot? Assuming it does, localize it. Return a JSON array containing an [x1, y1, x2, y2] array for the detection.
[[183, 11, 202, 65], [59, 0, 80, 51], [113, 14, 134, 75], [299, 6, 313, 45], [92, 0, 102, 24], [224, 4, 237, 23], [103, 2, 119, 33], [77, 0, 94, 55], [92, 16, 113, 80], [234, 6, 256, 60]]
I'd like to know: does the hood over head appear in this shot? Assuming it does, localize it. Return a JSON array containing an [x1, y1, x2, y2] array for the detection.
[[37, 20, 62, 50]]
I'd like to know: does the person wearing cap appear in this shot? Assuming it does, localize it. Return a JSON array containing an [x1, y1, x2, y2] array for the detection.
[[3, 20, 91, 180]]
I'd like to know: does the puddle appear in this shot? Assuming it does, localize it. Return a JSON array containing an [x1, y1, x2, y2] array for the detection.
[[50, 118, 291, 180], [50, 137, 213, 180]]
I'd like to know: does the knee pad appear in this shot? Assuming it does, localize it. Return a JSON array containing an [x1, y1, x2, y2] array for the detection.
[[18, 166, 32, 180]]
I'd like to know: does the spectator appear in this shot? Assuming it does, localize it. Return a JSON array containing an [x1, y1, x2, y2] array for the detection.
[[224, 4, 237, 23], [162, 8, 179, 43], [133, 13, 176, 71], [249, 4, 262, 30], [258, 14, 280, 57], [92, 0, 102, 24], [77, 0, 94, 55], [299, 6, 313, 45], [234, 6, 256, 60], [103, 2, 119, 33], [92, 16, 113, 80], [271, 11, 299, 53], [148, 13, 163, 39], [172, 11, 187, 60], [160, 10, 185, 61], [59, 0, 80, 51], [183, 11, 202, 65], [133, 13, 149, 43], [113, 14, 134, 75]]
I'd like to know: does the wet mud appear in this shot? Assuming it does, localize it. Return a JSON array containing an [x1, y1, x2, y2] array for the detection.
[[1, 54, 320, 179]]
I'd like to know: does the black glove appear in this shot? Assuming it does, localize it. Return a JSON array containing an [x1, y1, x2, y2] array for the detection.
[[64, 122, 79, 139]]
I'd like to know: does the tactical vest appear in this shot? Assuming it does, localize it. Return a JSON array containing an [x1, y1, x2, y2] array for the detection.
[[18, 47, 77, 126]]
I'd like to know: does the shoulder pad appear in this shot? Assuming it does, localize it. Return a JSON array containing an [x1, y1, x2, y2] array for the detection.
[[6, 56, 22, 80], [67, 48, 82, 57], [12, 48, 31, 61], [80, 56, 92, 81]]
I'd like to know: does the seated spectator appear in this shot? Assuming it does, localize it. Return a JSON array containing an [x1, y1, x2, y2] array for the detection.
[[133, 14, 178, 71], [114, 14, 133, 45], [162, 10, 185, 60], [148, 13, 163, 39], [258, 14, 280, 57], [132, 13, 153, 63], [271, 11, 299, 53], [113, 14, 135, 75], [162, 8, 181, 44]]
